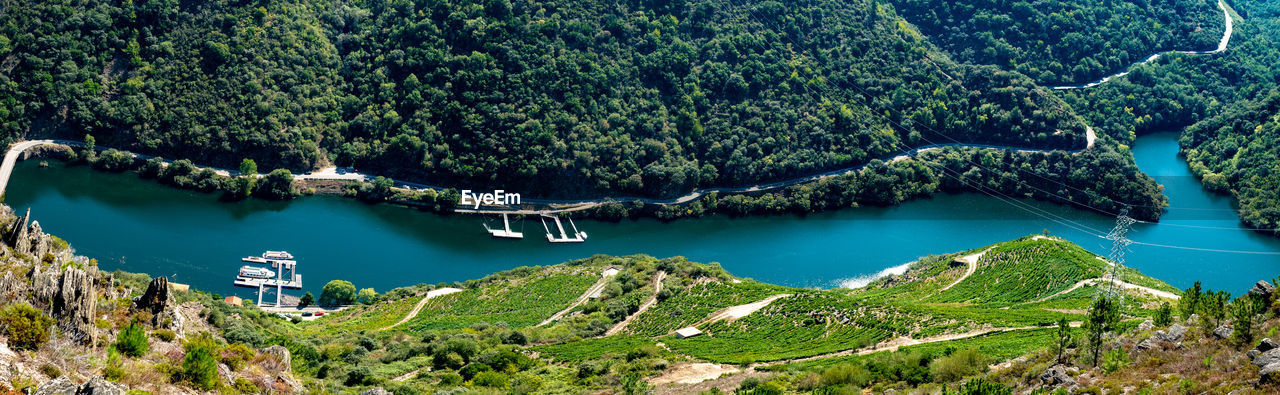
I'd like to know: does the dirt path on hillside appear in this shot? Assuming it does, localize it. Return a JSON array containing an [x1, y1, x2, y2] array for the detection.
[[672, 294, 792, 334], [1028, 278, 1180, 304], [537, 268, 619, 327], [606, 271, 666, 336], [381, 287, 463, 331], [938, 247, 992, 292]]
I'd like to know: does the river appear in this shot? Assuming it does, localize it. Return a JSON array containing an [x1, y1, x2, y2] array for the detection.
[[4, 132, 1275, 297]]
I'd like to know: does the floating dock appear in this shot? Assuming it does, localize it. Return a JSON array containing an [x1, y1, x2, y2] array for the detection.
[[541, 214, 588, 243], [234, 275, 302, 289], [484, 213, 523, 239]]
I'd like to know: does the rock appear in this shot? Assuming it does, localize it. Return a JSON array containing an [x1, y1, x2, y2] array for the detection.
[[1213, 325, 1233, 340], [1039, 364, 1076, 388], [1259, 338, 1278, 352], [360, 388, 393, 395], [79, 376, 127, 395], [1138, 320, 1153, 331], [1186, 314, 1199, 326], [134, 276, 183, 334], [54, 267, 98, 345], [1167, 324, 1187, 342], [33, 377, 79, 395], [1250, 281, 1276, 298], [218, 363, 235, 387], [1255, 348, 1280, 367], [1136, 338, 1157, 351], [0, 271, 26, 303], [8, 208, 31, 255], [1250, 349, 1262, 359], [1262, 361, 1280, 384], [262, 345, 292, 373]]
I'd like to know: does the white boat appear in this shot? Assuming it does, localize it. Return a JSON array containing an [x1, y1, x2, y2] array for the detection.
[[262, 251, 294, 260], [239, 266, 275, 279]]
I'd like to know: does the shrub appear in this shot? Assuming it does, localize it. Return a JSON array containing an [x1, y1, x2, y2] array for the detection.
[[438, 373, 463, 386], [104, 349, 126, 381], [232, 377, 258, 394], [930, 348, 988, 382], [176, 334, 221, 390], [153, 329, 176, 342], [820, 363, 869, 387], [956, 378, 1012, 394], [1101, 348, 1130, 373], [299, 292, 314, 308], [221, 343, 256, 371], [39, 364, 61, 378], [0, 303, 55, 350], [115, 320, 149, 357], [472, 371, 508, 388], [1154, 302, 1173, 327], [459, 363, 492, 381]]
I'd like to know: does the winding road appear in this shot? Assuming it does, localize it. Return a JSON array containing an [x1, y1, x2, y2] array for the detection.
[[1051, 0, 1234, 90], [605, 270, 666, 336], [381, 287, 463, 331], [2, 125, 1096, 211]]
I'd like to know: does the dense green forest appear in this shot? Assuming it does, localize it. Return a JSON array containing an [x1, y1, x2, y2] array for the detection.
[[887, 0, 1224, 85], [0, 0, 1086, 199], [1054, 0, 1280, 234]]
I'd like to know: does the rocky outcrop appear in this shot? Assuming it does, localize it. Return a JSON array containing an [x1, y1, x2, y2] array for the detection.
[[33, 376, 126, 395], [1137, 320, 1153, 331], [1152, 324, 1187, 343], [1254, 349, 1280, 367], [1213, 325, 1233, 340], [1039, 364, 1077, 390], [262, 345, 292, 372], [133, 276, 184, 334], [1251, 281, 1276, 298], [1259, 338, 1278, 352], [6, 208, 54, 260], [55, 267, 98, 345], [1261, 362, 1280, 384], [0, 271, 25, 303]]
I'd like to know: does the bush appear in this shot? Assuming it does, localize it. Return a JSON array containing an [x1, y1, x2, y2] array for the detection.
[[153, 329, 177, 342], [39, 364, 61, 378], [438, 373, 463, 386], [1101, 348, 1130, 373], [319, 280, 357, 306], [956, 378, 1012, 394], [0, 303, 55, 350], [232, 377, 258, 394], [176, 334, 221, 390], [1154, 302, 1173, 327], [221, 343, 256, 371], [104, 349, 126, 381], [459, 363, 492, 381], [472, 371, 508, 388], [115, 320, 149, 357], [930, 348, 988, 383]]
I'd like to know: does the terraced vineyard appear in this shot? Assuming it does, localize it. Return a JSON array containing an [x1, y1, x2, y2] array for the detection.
[[663, 293, 908, 363], [401, 270, 599, 332], [299, 293, 423, 334], [533, 336, 675, 363], [625, 279, 792, 336], [924, 237, 1104, 307]]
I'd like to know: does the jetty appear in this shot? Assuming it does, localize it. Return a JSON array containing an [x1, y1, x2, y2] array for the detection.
[[541, 214, 588, 243], [484, 213, 523, 239], [236, 252, 303, 307]]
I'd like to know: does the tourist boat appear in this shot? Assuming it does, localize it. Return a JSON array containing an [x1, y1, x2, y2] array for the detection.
[[238, 265, 275, 279], [262, 251, 294, 260]]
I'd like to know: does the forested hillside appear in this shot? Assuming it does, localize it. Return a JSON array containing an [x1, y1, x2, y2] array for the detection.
[[0, 0, 1086, 198], [887, 0, 1224, 85], [1054, 0, 1280, 234]]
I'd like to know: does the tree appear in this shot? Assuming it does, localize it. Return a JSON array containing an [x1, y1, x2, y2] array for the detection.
[[0, 303, 54, 350], [357, 288, 378, 304], [1084, 296, 1120, 366], [1054, 318, 1073, 364], [238, 158, 258, 176], [178, 333, 220, 390], [115, 320, 149, 357], [1179, 281, 1203, 320], [83, 133, 95, 151], [299, 292, 314, 308], [257, 169, 297, 199], [1154, 302, 1173, 327], [319, 280, 357, 306], [1230, 294, 1264, 347]]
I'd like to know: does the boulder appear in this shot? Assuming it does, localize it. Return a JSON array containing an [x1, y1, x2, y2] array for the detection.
[[1039, 364, 1076, 388], [1262, 361, 1280, 384], [262, 345, 292, 373], [1138, 320, 1153, 331], [1255, 348, 1280, 367], [1250, 281, 1276, 298], [360, 388, 393, 395], [1259, 338, 1278, 352], [218, 363, 235, 387], [1250, 350, 1262, 359], [1166, 324, 1187, 342], [78, 376, 127, 395], [1136, 338, 1157, 351], [1213, 325, 1233, 340], [33, 377, 78, 395]]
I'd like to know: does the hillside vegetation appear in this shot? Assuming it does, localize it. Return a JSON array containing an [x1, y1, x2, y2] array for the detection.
[[888, 0, 1224, 85], [0, 0, 1085, 200]]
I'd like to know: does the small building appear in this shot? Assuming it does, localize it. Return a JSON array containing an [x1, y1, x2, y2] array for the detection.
[[224, 296, 243, 306], [675, 327, 703, 339]]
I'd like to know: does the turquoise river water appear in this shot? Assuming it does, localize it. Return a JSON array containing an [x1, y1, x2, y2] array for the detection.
[[5, 132, 1277, 298]]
